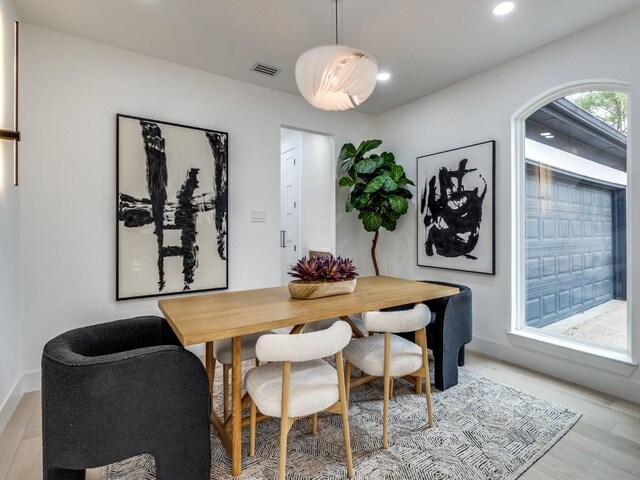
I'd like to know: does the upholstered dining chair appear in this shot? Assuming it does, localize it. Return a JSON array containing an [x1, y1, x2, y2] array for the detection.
[[420, 281, 472, 390], [41, 316, 210, 480], [213, 332, 268, 419], [301, 314, 367, 336], [245, 320, 354, 480], [342, 304, 434, 448]]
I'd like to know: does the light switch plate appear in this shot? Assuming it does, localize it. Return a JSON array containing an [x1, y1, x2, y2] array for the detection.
[[251, 209, 267, 223]]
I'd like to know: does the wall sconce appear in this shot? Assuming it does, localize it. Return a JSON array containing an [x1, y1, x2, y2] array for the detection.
[[0, 21, 20, 186]]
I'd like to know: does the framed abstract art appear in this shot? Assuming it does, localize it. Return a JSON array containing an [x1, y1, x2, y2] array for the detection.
[[116, 114, 228, 300], [417, 140, 495, 275]]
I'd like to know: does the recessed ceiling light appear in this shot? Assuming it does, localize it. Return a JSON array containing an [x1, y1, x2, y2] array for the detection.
[[546, 135, 555, 139], [377, 72, 391, 81], [540, 132, 552, 137], [493, 2, 515, 16]]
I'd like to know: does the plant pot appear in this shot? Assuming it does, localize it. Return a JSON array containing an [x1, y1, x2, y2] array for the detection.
[[288, 278, 357, 300]]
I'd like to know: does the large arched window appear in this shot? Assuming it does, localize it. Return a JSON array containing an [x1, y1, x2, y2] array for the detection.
[[513, 82, 630, 360]]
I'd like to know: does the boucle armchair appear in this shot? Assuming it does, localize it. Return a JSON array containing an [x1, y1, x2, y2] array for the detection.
[[41, 315, 211, 480], [213, 330, 270, 419]]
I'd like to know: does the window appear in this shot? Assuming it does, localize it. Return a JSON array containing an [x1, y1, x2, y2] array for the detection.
[[516, 87, 629, 355]]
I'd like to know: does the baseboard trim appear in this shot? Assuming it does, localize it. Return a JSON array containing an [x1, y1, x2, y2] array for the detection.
[[0, 377, 23, 434], [21, 371, 41, 393], [468, 336, 640, 404]]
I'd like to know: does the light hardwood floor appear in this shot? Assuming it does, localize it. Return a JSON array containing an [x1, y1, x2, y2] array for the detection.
[[1, 351, 639, 480]]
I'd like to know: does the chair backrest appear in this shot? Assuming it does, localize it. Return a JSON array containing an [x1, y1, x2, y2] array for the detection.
[[363, 303, 430, 333], [255, 320, 352, 363], [42, 316, 177, 365]]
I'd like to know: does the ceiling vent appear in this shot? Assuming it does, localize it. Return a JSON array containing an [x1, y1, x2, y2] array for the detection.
[[251, 62, 281, 77]]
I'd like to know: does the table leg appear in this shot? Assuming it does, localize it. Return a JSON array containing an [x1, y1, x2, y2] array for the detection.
[[231, 336, 243, 477], [205, 342, 215, 395], [290, 323, 305, 334], [340, 316, 366, 338]]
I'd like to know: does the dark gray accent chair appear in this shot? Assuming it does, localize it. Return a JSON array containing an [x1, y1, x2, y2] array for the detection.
[[390, 281, 472, 390], [42, 315, 211, 480], [421, 281, 472, 390]]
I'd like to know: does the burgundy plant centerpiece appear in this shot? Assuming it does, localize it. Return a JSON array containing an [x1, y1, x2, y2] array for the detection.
[[288, 255, 358, 299]]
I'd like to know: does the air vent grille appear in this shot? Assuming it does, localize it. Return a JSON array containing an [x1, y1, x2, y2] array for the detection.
[[251, 62, 281, 77]]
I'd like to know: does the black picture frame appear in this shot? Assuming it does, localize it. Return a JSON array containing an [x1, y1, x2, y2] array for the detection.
[[416, 140, 496, 275], [116, 114, 229, 300]]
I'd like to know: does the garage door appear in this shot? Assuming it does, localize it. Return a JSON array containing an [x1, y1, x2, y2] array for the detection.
[[525, 164, 616, 328]]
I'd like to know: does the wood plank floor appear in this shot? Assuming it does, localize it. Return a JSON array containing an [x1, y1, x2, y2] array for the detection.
[[1, 351, 638, 480]]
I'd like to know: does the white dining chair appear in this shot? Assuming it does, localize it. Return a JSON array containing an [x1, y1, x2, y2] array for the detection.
[[245, 320, 354, 480], [301, 314, 368, 336], [213, 331, 269, 419], [342, 303, 434, 448]]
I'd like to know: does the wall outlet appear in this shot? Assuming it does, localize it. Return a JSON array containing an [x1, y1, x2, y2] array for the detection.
[[251, 209, 267, 223]]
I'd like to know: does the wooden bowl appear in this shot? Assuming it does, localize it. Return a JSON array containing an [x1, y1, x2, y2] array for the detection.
[[288, 278, 357, 300]]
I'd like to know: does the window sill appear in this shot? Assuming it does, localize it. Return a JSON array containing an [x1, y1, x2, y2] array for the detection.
[[507, 329, 637, 376]]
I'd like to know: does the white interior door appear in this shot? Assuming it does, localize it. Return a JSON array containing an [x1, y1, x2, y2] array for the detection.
[[281, 147, 298, 284]]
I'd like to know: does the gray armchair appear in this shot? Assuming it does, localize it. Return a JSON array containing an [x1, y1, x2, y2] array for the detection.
[[421, 281, 472, 390], [41, 315, 211, 480], [391, 281, 472, 390]]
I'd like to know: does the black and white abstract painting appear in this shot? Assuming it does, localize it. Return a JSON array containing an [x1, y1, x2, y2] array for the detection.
[[417, 141, 495, 275], [117, 114, 228, 300]]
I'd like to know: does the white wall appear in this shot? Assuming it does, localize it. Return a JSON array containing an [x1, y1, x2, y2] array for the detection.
[[0, 0, 21, 432], [19, 25, 374, 379], [340, 7, 640, 401]]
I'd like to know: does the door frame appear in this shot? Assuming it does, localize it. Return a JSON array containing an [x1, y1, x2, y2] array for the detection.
[[280, 126, 337, 284], [280, 138, 300, 286]]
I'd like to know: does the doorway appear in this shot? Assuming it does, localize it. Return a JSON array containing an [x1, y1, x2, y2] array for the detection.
[[280, 128, 336, 284]]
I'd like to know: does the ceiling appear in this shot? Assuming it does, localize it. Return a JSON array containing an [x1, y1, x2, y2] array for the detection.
[[15, 0, 640, 116]]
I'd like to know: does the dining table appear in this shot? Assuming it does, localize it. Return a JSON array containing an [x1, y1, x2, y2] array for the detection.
[[158, 275, 459, 476]]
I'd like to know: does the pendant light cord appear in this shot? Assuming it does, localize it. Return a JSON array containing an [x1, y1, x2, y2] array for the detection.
[[335, 0, 338, 44]]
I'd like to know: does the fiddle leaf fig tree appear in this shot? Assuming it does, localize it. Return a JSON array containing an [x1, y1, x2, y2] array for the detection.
[[338, 139, 414, 276]]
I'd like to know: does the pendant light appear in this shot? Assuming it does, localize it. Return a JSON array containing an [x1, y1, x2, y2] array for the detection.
[[295, 0, 378, 111]]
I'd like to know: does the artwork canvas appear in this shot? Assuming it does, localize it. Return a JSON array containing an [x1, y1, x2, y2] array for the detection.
[[117, 114, 228, 300], [417, 141, 495, 275]]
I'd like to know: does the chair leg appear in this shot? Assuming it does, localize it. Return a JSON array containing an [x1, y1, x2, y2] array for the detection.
[[345, 361, 352, 405], [336, 351, 353, 478], [223, 364, 229, 420], [250, 399, 256, 457], [420, 328, 434, 428], [311, 413, 318, 436], [43, 466, 86, 480], [383, 333, 391, 449], [415, 331, 423, 395], [458, 346, 466, 366], [279, 417, 289, 480], [279, 362, 292, 480], [211, 357, 217, 395]]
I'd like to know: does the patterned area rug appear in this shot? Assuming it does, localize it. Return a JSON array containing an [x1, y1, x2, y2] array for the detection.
[[104, 366, 580, 480]]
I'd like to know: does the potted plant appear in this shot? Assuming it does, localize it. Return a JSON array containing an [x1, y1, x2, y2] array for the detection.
[[338, 139, 414, 275], [288, 255, 359, 300]]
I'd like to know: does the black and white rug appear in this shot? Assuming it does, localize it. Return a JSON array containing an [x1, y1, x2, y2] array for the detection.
[[104, 367, 580, 480]]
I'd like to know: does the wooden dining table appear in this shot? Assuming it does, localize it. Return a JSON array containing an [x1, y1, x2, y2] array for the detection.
[[158, 275, 458, 476]]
